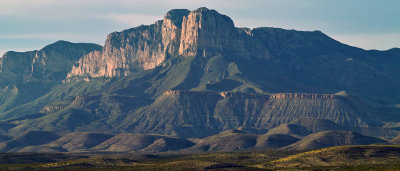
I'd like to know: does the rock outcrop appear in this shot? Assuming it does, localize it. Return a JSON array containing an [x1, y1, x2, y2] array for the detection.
[[270, 93, 336, 100]]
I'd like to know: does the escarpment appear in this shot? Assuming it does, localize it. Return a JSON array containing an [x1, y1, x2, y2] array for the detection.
[[0, 41, 101, 84], [67, 8, 276, 78], [68, 9, 190, 78], [178, 7, 236, 57]]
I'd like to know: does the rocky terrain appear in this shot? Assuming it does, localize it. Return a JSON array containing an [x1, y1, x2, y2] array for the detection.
[[0, 7, 399, 153]]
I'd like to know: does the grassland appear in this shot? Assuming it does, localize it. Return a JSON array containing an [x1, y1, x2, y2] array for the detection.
[[0, 145, 399, 170]]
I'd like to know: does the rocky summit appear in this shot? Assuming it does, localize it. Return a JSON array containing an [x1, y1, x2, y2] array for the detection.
[[0, 7, 399, 153]]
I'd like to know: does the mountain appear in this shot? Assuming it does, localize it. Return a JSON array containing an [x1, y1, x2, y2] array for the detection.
[[65, 7, 400, 107], [0, 7, 399, 151], [284, 131, 386, 150]]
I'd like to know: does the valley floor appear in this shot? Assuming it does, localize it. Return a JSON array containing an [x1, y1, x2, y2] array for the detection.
[[0, 145, 399, 170]]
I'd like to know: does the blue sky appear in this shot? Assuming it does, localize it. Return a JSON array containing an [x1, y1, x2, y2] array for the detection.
[[1, 0, 399, 56]]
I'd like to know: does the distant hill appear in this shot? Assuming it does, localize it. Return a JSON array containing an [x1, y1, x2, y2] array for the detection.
[[256, 134, 300, 149], [44, 132, 114, 152], [289, 118, 400, 140], [91, 133, 194, 153], [265, 124, 311, 138], [284, 131, 386, 150], [183, 130, 257, 152]]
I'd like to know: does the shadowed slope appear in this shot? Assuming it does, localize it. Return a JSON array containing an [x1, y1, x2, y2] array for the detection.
[[0, 131, 61, 152]]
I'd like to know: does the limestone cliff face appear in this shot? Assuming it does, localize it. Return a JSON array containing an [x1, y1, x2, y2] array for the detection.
[[68, 22, 163, 77], [68, 9, 191, 77], [0, 41, 101, 85], [178, 7, 235, 57], [67, 7, 276, 78]]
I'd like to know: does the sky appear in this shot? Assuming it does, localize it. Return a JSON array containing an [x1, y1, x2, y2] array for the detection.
[[1, 0, 400, 56]]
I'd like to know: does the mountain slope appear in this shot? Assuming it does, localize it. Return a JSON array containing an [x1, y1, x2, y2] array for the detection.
[[6, 91, 389, 138]]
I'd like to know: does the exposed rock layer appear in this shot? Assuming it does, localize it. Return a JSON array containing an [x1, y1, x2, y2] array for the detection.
[[67, 8, 272, 78]]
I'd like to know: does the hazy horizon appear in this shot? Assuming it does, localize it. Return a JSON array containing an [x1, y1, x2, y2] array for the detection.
[[1, 0, 399, 56]]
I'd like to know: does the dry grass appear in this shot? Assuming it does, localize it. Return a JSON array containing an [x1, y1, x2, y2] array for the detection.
[[0, 145, 399, 170]]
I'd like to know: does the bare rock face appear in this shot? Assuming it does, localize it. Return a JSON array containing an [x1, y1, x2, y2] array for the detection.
[[0, 41, 101, 84], [178, 7, 235, 57], [162, 9, 190, 56], [67, 7, 267, 78], [68, 9, 191, 78], [68, 22, 164, 77]]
